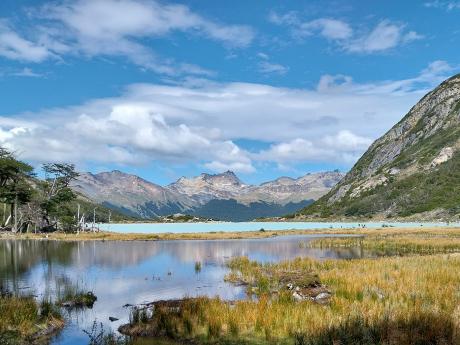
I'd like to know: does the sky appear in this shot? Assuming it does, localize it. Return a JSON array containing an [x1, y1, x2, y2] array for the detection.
[[0, 0, 459, 185]]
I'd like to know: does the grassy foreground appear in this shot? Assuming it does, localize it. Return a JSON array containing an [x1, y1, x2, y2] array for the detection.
[[124, 254, 460, 344], [0, 293, 63, 344], [120, 229, 460, 345]]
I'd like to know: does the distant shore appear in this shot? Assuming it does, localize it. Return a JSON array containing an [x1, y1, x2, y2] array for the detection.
[[1, 226, 459, 242]]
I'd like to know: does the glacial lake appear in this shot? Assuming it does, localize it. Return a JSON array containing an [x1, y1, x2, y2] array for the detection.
[[1, 234, 370, 345], [98, 221, 458, 233]]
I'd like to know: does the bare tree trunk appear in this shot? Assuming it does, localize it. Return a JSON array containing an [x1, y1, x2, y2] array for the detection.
[[13, 196, 18, 233]]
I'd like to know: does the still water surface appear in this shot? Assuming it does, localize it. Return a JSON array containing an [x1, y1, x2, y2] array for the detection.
[[0, 235, 401, 344], [99, 221, 457, 233]]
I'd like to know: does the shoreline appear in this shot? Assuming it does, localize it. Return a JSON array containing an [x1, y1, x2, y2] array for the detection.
[[1, 226, 460, 242]]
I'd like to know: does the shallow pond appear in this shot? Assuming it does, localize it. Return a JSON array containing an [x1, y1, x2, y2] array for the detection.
[[0, 234, 404, 344]]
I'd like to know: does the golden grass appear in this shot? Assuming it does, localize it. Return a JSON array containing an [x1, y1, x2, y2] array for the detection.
[[123, 253, 460, 344], [1, 225, 460, 242], [0, 294, 63, 342], [304, 228, 460, 255]]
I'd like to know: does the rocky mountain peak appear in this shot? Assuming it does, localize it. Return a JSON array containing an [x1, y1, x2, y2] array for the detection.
[[200, 170, 243, 186]]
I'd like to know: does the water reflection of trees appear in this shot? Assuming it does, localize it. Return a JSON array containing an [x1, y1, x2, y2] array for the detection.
[[0, 237, 365, 288], [0, 240, 76, 289]]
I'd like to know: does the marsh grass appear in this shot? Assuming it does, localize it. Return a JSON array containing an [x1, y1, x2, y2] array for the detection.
[[0, 292, 63, 342], [304, 231, 460, 256], [121, 252, 460, 344], [56, 277, 97, 308]]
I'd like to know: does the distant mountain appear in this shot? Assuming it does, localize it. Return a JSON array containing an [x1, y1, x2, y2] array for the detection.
[[72, 170, 344, 221], [168, 171, 247, 204], [73, 170, 194, 218], [301, 74, 460, 221]]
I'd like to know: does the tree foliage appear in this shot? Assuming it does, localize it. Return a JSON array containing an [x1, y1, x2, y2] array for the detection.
[[0, 149, 80, 232], [39, 163, 79, 228]]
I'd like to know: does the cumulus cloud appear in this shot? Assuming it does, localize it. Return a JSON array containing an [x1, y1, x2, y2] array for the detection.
[[269, 12, 422, 54], [255, 130, 372, 165], [0, 61, 454, 172], [0, 107, 253, 172]]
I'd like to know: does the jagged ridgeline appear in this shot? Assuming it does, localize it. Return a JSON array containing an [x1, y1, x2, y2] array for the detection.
[[301, 74, 460, 220], [72, 170, 343, 221]]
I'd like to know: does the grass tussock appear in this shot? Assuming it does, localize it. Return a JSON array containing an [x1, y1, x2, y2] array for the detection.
[[56, 278, 97, 308], [121, 253, 460, 344], [0, 292, 63, 342]]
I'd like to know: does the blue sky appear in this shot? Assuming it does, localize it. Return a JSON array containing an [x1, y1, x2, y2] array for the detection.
[[0, 0, 459, 185]]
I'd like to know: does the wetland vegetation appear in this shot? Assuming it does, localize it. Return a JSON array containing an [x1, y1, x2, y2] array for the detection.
[[1, 227, 460, 344], [0, 290, 63, 344], [118, 228, 460, 345]]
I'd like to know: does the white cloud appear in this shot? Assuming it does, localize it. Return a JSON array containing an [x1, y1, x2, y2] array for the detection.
[[11, 67, 43, 78], [0, 21, 52, 62], [258, 61, 289, 75], [424, 1, 460, 10], [40, 0, 254, 47], [204, 141, 255, 173], [268, 11, 298, 26], [256, 52, 289, 75], [297, 18, 353, 40], [257, 52, 269, 60], [323, 130, 372, 152], [317, 74, 353, 92], [255, 130, 372, 165], [269, 13, 422, 54], [1, 0, 254, 75], [0, 61, 454, 172], [346, 20, 423, 53]]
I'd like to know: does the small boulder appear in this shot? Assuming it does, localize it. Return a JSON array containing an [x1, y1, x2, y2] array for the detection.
[[315, 292, 331, 301], [292, 292, 304, 301]]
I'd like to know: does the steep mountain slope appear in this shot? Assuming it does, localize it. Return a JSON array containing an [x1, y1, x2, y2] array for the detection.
[[73, 170, 343, 221], [301, 74, 460, 220]]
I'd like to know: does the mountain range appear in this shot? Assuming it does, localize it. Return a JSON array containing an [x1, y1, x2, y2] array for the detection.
[[72, 170, 344, 221], [301, 74, 460, 221]]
